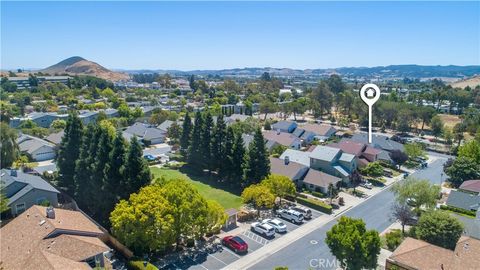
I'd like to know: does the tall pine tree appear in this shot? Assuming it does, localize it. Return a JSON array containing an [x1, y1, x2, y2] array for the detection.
[[74, 124, 100, 213], [125, 137, 151, 195], [212, 114, 227, 174], [221, 126, 235, 179], [180, 112, 192, 158], [201, 112, 214, 172], [57, 113, 83, 195], [231, 131, 246, 188], [244, 128, 270, 186], [104, 131, 127, 200], [188, 111, 204, 169]]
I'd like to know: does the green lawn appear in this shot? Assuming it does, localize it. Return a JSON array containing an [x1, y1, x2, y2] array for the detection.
[[150, 167, 243, 210]]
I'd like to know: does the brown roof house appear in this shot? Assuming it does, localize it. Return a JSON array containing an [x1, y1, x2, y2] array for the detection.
[[262, 130, 301, 150], [0, 205, 111, 270], [270, 157, 309, 185], [301, 169, 342, 194], [329, 139, 381, 168], [459, 180, 480, 194], [386, 236, 480, 270]]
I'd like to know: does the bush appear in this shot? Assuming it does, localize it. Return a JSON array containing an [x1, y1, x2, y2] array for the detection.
[[311, 191, 326, 198], [385, 229, 403, 251], [361, 162, 384, 177], [440, 205, 476, 217], [127, 261, 158, 270], [295, 197, 332, 214], [368, 178, 386, 186]]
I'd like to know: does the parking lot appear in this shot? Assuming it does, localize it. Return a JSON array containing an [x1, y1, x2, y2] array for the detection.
[[158, 206, 323, 270]]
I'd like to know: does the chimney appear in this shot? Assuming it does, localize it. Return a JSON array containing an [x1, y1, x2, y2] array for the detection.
[[285, 156, 290, 165], [10, 169, 17, 177], [277, 129, 281, 135], [46, 206, 55, 219]]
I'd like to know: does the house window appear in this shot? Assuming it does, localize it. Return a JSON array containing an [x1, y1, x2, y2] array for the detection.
[[16, 203, 26, 214]]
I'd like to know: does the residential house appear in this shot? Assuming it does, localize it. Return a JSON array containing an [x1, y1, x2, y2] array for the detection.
[[0, 169, 60, 216], [329, 139, 381, 168], [309, 146, 357, 183], [300, 123, 337, 142], [157, 120, 175, 132], [0, 205, 111, 269], [386, 236, 480, 270], [459, 180, 480, 194], [302, 169, 342, 193], [123, 122, 166, 145], [262, 130, 301, 150], [272, 121, 297, 133], [279, 149, 311, 167], [10, 112, 67, 128], [78, 110, 99, 125], [17, 134, 56, 161], [351, 133, 404, 152], [446, 190, 480, 213], [242, 134, 279, 152], [269, 157, 309, 185], [46, 130, 64, 145]]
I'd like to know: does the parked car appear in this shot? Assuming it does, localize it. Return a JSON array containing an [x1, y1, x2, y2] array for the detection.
[[277, 209, 304, 224], [143, 154, 156, 161], [360, 181, 373, 189], [403, 172, 410, 178], [251, 222, 275, 237], [262, 218, 287, 233], [290, 206, 312, 219], [221, 236, 248, 254]]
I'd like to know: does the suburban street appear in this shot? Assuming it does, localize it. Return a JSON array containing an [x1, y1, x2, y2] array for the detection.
[[245, 152, 450, 270]]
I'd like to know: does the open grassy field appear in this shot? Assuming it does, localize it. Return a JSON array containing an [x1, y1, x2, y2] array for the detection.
[[150, 167, 243, 210], [438, 114, 462, 130]]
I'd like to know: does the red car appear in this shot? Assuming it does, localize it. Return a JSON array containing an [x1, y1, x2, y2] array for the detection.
[[222, 236, 248, 254]]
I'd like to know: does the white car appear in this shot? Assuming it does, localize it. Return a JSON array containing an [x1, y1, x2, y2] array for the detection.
[[277, 209, 304, 224], [250, 222, 275, 237], [262, 218, 287, 233], [360, 181, 373, 189], [290, 206, 312, 219]]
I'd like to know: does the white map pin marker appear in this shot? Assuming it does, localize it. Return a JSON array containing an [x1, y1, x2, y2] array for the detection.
[[360, 83, 381, 143]]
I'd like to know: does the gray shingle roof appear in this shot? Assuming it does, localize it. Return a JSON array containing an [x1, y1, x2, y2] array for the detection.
[[0, 169, 59, 206], [292, 128, 305, 138], [310, 146, 341, 162], [446, 190, 480, 211], [157, 120, 174, 132], [124, 122, 166, 140], [270, 157, 307, 180], [272, 121, 296, 131], [17, 135, 55, 154], [279, 149, 311, 167], [303, 169, 342, 189], [351, 133, 404, 152]]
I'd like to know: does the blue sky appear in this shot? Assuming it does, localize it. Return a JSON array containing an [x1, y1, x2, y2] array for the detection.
[[1, 1, 479, 70]]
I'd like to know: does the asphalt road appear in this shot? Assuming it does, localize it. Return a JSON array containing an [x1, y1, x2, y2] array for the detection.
[[248, 152, 450, 270]]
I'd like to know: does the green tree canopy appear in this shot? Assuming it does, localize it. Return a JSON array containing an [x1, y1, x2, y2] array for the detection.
[[325, 216, 381, 270], [391, 177, 440, 212], [241, 184, 275, 211], [261, 174, 296, 203], [0, 123, 19, 169], [415, 211, 463, 250]]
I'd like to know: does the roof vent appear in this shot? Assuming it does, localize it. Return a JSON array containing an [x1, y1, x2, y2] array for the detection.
[[277, 129, 281, 135], [46, 206, 55, 219], [285, 156, 290, 165], [39, 220, 46, 226]]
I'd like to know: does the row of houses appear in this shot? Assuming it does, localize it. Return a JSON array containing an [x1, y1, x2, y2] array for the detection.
[[266, 121, 404, 194], [10, 109, 119, 128]]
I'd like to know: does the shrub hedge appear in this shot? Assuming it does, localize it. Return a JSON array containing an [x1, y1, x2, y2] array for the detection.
[[127, 261, 158, 270], [440, 205, 476, 217], [295, 197, 332, 214]]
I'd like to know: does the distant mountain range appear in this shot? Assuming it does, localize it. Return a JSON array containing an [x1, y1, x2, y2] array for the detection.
[[41, 56, 129, 81], [121, 65, 480, 79]]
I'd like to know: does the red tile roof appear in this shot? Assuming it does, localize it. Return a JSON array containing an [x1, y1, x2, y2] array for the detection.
[[459, 180, 480, 193]]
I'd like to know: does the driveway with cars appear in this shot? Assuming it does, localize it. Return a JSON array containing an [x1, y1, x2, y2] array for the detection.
[[157, 206, 324, 270]]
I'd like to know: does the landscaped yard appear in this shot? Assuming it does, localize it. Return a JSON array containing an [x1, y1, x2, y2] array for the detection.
[[150, 167, 243, 210]]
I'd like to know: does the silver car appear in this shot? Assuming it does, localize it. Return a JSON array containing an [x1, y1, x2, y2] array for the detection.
[[262, 218, 287, 233]]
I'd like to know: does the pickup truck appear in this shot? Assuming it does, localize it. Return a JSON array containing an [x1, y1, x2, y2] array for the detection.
[[276, 209, 304, 224]]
